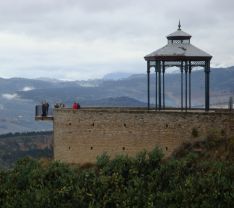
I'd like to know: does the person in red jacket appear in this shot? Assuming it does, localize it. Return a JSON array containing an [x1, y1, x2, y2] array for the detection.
[[72, 102, 78, 109]]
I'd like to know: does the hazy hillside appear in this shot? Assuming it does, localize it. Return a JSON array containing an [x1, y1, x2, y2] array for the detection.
[[0, 67, 233, 134], [18, 67, 234, 107], [0, 131, 52, 169]]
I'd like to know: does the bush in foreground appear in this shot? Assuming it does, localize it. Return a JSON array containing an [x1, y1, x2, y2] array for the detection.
[[0, 147, 233, 208]]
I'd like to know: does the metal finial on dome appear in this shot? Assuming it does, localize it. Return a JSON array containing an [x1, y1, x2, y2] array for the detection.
[[178, 20, 181, 30]]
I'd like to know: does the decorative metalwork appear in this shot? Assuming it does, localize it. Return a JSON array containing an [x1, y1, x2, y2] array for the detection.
[[182, 39, 190, 44], [191, 61, 206, 67], [164, 61, 181, 67], [173, 40, 182, 44], [178, 20, 181, 30]]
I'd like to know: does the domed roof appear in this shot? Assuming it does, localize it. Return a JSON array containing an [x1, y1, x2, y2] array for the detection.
[[144, 43, 212, 60], [167, 21, 191, 40], [167, 30, 191, 40], [144, 21, 212, 61]]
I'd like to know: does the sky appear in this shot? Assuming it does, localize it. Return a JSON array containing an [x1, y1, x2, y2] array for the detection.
[[0, 0, 233, 80]]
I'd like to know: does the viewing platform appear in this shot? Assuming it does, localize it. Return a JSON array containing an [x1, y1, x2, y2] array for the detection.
[[35, 105, 233, 121], [35, 105, 54, 121]]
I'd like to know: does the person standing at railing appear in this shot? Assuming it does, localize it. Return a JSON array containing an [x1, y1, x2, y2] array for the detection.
[[73, 102, 78, 109], [42, 102, 47, 116], [54, 103, 59, 108], [45, 102, 49, 116]]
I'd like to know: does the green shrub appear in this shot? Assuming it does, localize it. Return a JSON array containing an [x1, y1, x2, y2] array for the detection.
[[206, 129, 222, 148], [191, 127, 199, 137], [228, 136, 234, 152], [0, 147, 233, 208], [96, 152, 110, 168]]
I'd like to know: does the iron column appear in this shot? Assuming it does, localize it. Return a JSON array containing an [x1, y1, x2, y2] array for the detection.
[[181, 61, 183, 110], [158, 61, 162, 110], [162, 61, 165, 109], [189, 61, 192, 109], [185, 61, 188, 111], [155, 64, 157, 110], [147, 61, 150, 110], [205, 60, 210, 111]]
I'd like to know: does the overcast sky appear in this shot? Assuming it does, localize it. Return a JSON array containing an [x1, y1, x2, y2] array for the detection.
[[0, 0, 233, 80]]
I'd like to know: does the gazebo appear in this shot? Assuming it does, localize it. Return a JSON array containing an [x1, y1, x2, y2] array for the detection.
[[144, 21, 212, 111]]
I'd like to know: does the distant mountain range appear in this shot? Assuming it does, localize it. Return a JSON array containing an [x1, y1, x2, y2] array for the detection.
[[103, 72, 133, 80], [0, 66, 233, 134]]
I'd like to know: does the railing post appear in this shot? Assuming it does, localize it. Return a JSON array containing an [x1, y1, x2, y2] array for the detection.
[[35, 105, 37, 117]]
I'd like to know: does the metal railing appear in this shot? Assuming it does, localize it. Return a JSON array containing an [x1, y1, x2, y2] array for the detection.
[[35, 105, 53, 117]]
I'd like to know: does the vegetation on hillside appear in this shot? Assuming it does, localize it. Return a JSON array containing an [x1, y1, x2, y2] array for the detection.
[[0, 133, 233, 208], [0, 131, 52, 169], [0, 155, 232, 208], [173, 129, 234, 162]]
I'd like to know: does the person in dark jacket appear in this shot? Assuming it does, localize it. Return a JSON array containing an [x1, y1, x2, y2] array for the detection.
[[45, 102, 49, 116], [42, 102, 47, 116], [77, 102, 81, 109]]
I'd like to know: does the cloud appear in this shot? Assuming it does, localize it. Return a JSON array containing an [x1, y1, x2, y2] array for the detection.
[[22, 86, 35, 91], [0, 0, 233, 80], [2, 93, 19, 100]]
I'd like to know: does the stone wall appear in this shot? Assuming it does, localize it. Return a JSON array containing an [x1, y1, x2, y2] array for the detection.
[[53, 108, 234, 164]]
